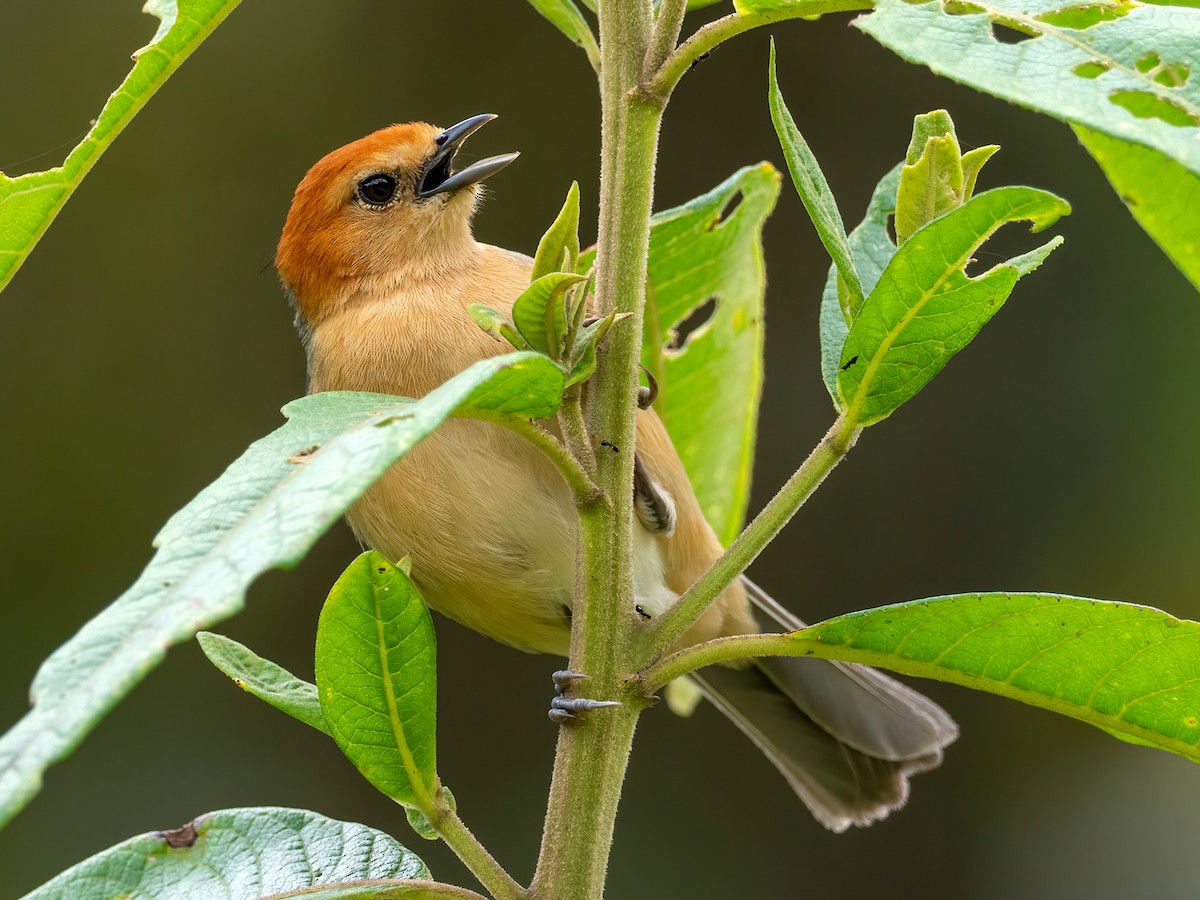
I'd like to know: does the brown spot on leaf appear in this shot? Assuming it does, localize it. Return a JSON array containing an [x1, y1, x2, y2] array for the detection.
[[159, 819, 199, 849]]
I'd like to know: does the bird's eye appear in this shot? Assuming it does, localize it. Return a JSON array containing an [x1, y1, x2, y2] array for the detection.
[[357, 173, 398, 207]]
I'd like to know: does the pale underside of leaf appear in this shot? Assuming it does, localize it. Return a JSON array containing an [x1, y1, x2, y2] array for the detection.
[[19, 807, 428, 900], [793, 593, 1200, 762], [0, 353, 561, 830], [819, 163, 903, 406], [198, 631, 329, 734], [855, 0, 1200, 177]]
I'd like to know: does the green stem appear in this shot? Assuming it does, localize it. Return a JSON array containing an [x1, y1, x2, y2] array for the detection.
[[644, 0, 688, 80], [557, 384, 598, 476], [431, 803, 528, 900], [638, 416, 860, 664], [498, 416, 602, 505], [530, 1, 664, 897], [647, 2, 874, 102], [641, 632, 797, 692]]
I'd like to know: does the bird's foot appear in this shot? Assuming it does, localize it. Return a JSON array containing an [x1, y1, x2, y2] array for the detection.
[[548, 670, 623, 724]]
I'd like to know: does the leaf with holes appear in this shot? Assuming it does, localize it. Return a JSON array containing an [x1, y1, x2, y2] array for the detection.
[[198, 632, 329, 735], [0, 352, 561, 831], [791, 593, 1200, 762], [582, 166, 779, 544], [819, 163, 902, 409], [769, 41, 865, 316], [20, 807, 430, 900], [316, 553, 438, 810], [0, 0, 244, 297], [1076, 126, 1200, 292], [839, 186, 1069, 426], [855, 0, 1200, 178]]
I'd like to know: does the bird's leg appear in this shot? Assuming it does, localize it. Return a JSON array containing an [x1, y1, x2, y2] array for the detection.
[[633, 452, 676, 536], [549, 670, 623, 723]]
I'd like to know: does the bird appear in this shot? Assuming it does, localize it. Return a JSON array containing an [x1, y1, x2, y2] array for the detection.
[[275, 114, 958, 831]]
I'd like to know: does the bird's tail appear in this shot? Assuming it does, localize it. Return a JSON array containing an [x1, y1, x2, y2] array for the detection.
[[687, 578, 958, 832]]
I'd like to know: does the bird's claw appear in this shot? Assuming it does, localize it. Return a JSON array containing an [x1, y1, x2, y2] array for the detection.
[[637, 366, 658, 410], [552, 670, 590, 693], [549, 696, 623, 723], [549, 670, 622, 723]]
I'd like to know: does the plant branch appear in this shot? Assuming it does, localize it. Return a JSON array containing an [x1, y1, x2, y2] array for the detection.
[[530, 1, 664, 897], [430, 802, 528, 900], [495, 416, 603, 506], [638, 416, 859, 664], [557, 384, 598, 476], [644, 0, 689, 81], [640, 632, 798, 692], [647, 2, 874, 102]]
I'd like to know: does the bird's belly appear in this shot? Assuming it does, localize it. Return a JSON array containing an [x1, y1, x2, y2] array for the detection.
[[347, 418, 579, 655]]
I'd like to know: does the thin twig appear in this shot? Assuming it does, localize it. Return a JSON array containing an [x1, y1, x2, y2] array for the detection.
[[647, 2, 874, 102], [638, 417, 859, 664]]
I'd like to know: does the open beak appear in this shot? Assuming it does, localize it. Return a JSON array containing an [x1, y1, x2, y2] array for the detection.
[[418, 113, 519, 198]]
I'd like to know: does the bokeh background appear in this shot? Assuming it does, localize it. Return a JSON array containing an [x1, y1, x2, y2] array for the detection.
[[2, 2, 1199, 898]]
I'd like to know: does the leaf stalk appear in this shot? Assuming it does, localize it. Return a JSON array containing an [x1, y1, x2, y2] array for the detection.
[[638, 415, 859, 664]]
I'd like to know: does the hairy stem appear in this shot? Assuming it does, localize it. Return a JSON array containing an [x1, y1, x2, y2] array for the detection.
[[644, 0, 688, 80], [647, 2, 874, 102], [499, 416, 602, 504], [431, 803, 528, 900], [638, 416, 860, 664], [640, 632, 798, 692], [557, 384, 598, 476], [530, 1, 664, 897]]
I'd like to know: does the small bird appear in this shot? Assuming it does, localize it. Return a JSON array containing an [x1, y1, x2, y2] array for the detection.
[[275, 114, 957, 831]]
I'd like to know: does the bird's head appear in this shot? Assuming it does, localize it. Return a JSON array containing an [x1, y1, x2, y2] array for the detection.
[[276, 114, 518, 324]]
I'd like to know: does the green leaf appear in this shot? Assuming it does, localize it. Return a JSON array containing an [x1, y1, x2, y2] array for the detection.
[[768, 42, 865, 316], [1075, 125, 1200, 292], [855, 0, 1200, 178], [316, 553, 438, 809], [511, 272, 586, 358], [524, 0, 601, 71], [565, 312, 622, 388], [838, 186, 1069, 426], [466, 304, 529, 350], [819, 163, 902, 408], [792, 593, 1200, 763], [532, 182, 582, 282], [197, 631, 328, 735], [0, 0, 243, 297], [896, 111, 999, 246], [0, 352, 561, 830], [582, 166, 779, 544], [20, 807, 428, 899], [406, 787, 457, 841]]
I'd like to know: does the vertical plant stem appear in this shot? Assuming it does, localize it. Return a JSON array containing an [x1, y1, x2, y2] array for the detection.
[[432, 805, 528, 900], [530, 2, 665, 897]]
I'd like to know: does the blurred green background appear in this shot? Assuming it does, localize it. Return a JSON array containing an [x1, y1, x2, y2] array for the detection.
[[2, 2, 1199, 897]]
